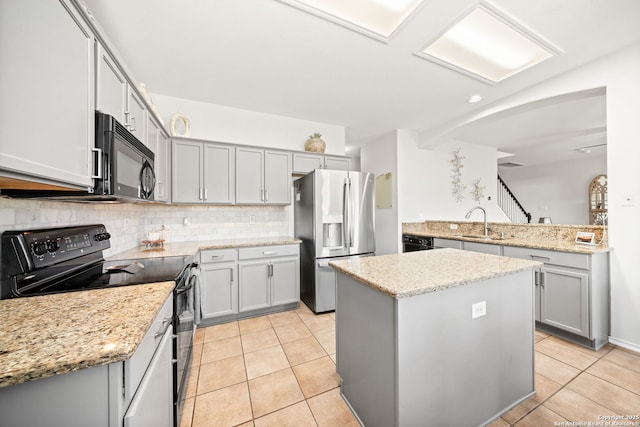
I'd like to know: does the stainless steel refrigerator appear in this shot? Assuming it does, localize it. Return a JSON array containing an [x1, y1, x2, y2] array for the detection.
[[294, 169, 375, 313]]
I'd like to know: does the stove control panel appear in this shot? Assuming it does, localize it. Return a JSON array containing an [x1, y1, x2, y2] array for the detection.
[[2, 224, 112, 274]]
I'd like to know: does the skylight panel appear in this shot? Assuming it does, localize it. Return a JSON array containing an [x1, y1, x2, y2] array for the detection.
[[416, 4, 560, 84], [277, 0, 425, 42]]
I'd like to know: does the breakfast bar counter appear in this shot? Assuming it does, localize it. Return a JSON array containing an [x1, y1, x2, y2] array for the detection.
[[329, 249, 541, 427]]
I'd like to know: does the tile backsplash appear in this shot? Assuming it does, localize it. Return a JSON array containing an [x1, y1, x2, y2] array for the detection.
[[0, 198, 291, 258]]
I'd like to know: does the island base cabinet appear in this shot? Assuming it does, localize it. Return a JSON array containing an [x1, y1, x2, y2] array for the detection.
[[336, 270, 535, 427]]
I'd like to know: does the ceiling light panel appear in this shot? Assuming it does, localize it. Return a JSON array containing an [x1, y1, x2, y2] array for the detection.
[[277, 0, 425, 41], [417, 3, 560, 84]]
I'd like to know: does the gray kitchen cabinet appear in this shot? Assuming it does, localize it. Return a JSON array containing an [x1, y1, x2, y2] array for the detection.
[[236, 148, 292, 204], [123, 327, 173, 427], [433, 238, 463, 249], [154, 130, 171, 202], [96, 43, 127, 123], [324, 155, 351, 171], [96, 43, 146, 143], [146, 116, 170, 202], [462, 241, 502, 255], [0, 0, 95, 189], [172, 140, 235, 204], [292, 153, 351, 174], [127, 87, 147, 144], [0, 294, 174, 427], [503, 245, 609, 349], [199, 249, 238, 321], [238, 245, 300, 312]]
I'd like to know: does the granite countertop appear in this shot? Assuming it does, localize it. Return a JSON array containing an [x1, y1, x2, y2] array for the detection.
[[406, 230, 611, 254], [109, 237, 301, 260], [329, 248, 541, 298], [1, 237, 301, 388], [0, 282, 174, 388]]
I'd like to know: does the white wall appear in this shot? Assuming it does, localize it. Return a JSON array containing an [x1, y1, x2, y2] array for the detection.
[[398, 135, 507, 223], [152, 94, 346, 155], [426, 43, 640, 351], [361, 131, 399, 255], [499, 156, 607, 225]]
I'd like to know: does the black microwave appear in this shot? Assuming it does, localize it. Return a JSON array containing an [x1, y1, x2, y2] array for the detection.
[[2, 112, 155, 202], [94, 111, 155, 201]]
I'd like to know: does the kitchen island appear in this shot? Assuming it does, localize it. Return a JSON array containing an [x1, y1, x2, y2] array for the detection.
[[329, 249, 541, 427]]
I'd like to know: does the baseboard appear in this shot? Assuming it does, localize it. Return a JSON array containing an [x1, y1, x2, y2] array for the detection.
[[608, 336, 640, 354]]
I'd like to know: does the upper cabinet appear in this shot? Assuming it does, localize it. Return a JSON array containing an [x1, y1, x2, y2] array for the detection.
[[172, 140, 235, 204], [0, 0, 95, 189], [292, 153, 351, 174], [236, 148, 291, 204], [96, 44, 146, 144], [146, 115, 170, 202]]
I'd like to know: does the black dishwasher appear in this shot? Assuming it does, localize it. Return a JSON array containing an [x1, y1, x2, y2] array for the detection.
[[402, 234, 434, 252]]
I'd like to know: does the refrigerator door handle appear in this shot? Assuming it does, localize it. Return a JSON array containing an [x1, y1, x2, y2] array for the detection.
[[343, 179, 350, 250], [348, 179, 354, 248]]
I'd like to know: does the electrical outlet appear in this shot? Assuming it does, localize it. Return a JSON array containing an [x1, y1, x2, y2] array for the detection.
[[450, 224, 458, 230], [183, 217, 190, 226], [472, 301, 486, 319]]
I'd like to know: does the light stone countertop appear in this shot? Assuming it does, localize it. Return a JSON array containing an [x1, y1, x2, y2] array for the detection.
[[108, 237, 302, 260], [0, 282, 174, 388], [329, 248, 542, 298], [403, 221, 611, 255], [413, 231, 611, 254], [1, 237, 300, 389]]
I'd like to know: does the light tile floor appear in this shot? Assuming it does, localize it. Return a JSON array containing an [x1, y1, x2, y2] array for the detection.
[[181, 305, 640, 427]]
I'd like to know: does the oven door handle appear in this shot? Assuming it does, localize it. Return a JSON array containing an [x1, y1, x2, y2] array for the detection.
[[175, 281, 194, 295]]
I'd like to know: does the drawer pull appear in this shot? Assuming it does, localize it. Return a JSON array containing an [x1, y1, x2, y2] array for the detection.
[[262, 251, 277, 255], [531, 255, 551, 261], [210, 255, 224, 260], [154, 332, 164, 339]]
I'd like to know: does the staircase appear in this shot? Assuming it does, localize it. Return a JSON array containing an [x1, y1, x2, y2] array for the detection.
[[497, 175, 531, 223]]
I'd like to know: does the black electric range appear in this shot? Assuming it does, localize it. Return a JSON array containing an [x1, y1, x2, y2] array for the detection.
[[0, 224, 192, 298], [0, 224, 197, 427]]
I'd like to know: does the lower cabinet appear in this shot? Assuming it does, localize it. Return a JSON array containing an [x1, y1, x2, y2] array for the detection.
[[538, 265, 589, 336], [196, 244, 300, 325], [238, 245, 300, 312], [503, 245, 609, 349], [0, 294, 174, 427], [199, 249, 238, 320], [123, 327, 173, 427]]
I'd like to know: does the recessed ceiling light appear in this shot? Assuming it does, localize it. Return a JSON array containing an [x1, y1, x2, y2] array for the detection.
[[468, 94, 483, 103], [416, 3, 561, 84], [277, 0, 425, 42]]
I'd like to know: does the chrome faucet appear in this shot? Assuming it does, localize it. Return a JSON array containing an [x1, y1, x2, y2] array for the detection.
[[465, 206, 488, 237]]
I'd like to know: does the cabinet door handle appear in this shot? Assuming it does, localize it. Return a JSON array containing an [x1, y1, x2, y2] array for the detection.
[[129, 116, 136, 132], [261, 189, 265, 201], [199, 187, 204, 200], [265, 189, 269, 202], [540, 272, 546, 287], [204, 188, 208, 200], [534, 270, 540, 286], [531, 255, 551, 261], [230, 269, 234, 282]]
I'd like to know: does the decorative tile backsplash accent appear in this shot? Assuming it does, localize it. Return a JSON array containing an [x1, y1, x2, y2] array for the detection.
[[0, 198, 290, 258]]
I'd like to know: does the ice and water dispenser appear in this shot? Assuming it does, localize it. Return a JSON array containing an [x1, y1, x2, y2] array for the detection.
[[322, 215, 343, 248]]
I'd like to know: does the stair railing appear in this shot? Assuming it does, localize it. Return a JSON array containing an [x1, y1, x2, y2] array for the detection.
[[497, 175, 532, 223]]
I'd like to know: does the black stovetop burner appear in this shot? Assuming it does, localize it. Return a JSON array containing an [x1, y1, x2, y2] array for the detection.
[[1, 224, 191, 299]]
